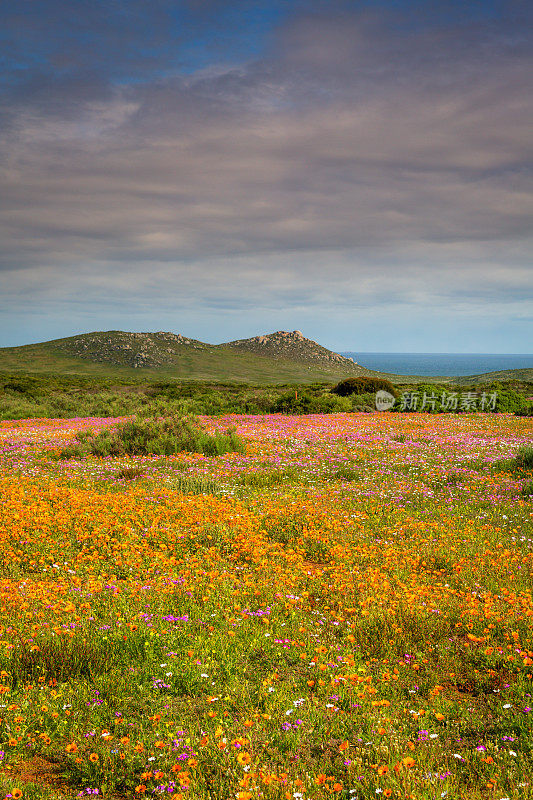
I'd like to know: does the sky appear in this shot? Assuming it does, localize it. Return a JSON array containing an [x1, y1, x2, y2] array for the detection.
[[1, 0, 532, 352]]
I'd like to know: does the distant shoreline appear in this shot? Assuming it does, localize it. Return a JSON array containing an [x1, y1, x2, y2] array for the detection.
[[342, 352, 533, 377]]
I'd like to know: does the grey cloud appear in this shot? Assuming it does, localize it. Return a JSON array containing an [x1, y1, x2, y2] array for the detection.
[[0, 7, 532, 324]]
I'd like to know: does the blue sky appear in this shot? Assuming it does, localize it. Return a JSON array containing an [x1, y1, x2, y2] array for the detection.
[[0, 0, 531, 352]]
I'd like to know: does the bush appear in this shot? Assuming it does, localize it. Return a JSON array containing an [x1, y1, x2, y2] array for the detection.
[[392, 383, 529, 414], [350, 391, 376, 412], [271, 391, 351, 414], [513, 446, 533, 471], [487, 386, 529, 413], [332, 377, 397, 397], [494, 446, 533, 476], [60, 415, 246, 458], [522, 480, 533, 500]]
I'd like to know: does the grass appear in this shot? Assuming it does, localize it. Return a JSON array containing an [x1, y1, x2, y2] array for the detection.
[[0, 333, 366, 385], [59, 415, 246, 459], [0, 411, 532, 799]]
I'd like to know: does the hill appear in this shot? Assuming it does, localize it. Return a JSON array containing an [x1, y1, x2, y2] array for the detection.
[[222, 330, 358, 369], [454, 367, 533, 385], [0, 330, 367, 384], [1, 330, 531, 385]]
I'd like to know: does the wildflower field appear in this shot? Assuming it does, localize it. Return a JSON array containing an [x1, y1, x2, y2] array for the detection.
[[0, 411, 532, 800]]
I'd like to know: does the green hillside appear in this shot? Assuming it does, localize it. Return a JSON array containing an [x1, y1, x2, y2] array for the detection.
[[0, 330, 368, 384], [1, 330, 531, 386]]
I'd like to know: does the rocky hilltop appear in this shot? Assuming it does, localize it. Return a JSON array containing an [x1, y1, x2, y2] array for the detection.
[[52, 330, 207, 369], [0, 328, 367, 380], [223, 330, 359, 369], [47, 329, 362, 372]]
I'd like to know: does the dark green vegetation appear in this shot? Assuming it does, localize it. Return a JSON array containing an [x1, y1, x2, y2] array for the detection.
[[59, 415, 245, 459], [506, 445, 533, 473], [1, 372, 532, 420], [270, 390, 352, 414], [332, 376, 397, 397], [493, 446, 533, 501], [0, 375, 356, 420], [390, 382, 532, 414]]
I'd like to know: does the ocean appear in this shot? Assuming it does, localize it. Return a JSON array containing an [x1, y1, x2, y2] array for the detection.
[[340, 352, 533, 377]]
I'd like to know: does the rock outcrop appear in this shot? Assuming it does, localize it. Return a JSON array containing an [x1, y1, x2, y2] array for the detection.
[[48, 328, 361, 373], [53, 330, 205, 369], [223, 330, 359, 369]]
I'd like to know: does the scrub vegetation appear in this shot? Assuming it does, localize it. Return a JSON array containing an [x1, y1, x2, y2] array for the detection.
[[1, 374, 532, 421]]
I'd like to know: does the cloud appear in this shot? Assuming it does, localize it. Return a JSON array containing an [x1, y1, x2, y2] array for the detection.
[[0, 2, 532, 347]]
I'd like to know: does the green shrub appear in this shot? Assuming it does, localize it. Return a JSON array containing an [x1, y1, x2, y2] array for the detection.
[[2, 375, 45, 398], [513, 446, 533, 471], [392, 383, 529, 414], [332, 376, 397, 397], [494, 446, 533, 476], [487, 386, 529, 413], [60, 415, 246, 459], [350, 391, 376, 411], [522, 480, 533, 499], [271, 391, 351, 414]]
